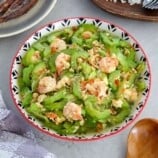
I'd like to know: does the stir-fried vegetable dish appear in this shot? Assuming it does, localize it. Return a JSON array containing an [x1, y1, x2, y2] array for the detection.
[[18, 24, 146, 135]]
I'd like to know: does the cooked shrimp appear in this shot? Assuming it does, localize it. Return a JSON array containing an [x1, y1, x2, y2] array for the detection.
[[82, 79, 108, 98], [55, 53, 70, 74], [82, 31, 92, 39], [37, 76, 56, 94], [51, 38, 67, 53], [63, 102, 83, 121], [98, 56, 119, 73], [123, 88, 138, 102]]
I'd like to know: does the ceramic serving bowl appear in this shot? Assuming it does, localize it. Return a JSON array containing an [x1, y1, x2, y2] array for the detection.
[[10, 17, 151, 141]]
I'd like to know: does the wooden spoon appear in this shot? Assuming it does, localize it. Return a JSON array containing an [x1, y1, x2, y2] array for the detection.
[[127, 118, 158, 158]]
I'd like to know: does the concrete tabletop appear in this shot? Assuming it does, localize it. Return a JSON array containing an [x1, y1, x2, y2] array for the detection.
[[0, 0, 157, 158]]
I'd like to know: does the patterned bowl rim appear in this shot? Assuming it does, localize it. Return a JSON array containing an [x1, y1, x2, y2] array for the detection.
[[10, 17, 151, 142]]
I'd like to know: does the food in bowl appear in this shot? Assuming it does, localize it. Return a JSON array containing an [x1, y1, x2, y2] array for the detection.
[[0, 0, 38, 23], [11, 18, 150, 140]]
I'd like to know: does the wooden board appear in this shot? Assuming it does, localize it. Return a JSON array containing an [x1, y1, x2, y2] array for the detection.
[[92, 0, 158, 21]]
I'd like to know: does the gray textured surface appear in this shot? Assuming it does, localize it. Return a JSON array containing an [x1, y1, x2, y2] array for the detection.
[[0, 0, 157, 158]]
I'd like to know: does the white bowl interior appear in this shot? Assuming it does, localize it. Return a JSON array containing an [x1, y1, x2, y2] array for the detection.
[[10, 17, 151, 141]]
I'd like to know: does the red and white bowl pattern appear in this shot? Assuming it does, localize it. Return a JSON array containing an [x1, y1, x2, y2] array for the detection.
[[10, 17, 151, 141]]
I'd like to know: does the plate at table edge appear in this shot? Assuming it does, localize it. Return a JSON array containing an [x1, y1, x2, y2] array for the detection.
[[92, 0, 158, 22], [10, 17, 151, 141], [0, 0, 57, 38]]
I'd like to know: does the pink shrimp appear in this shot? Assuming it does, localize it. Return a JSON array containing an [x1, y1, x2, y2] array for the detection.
[[98, 56, 119, 73]]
